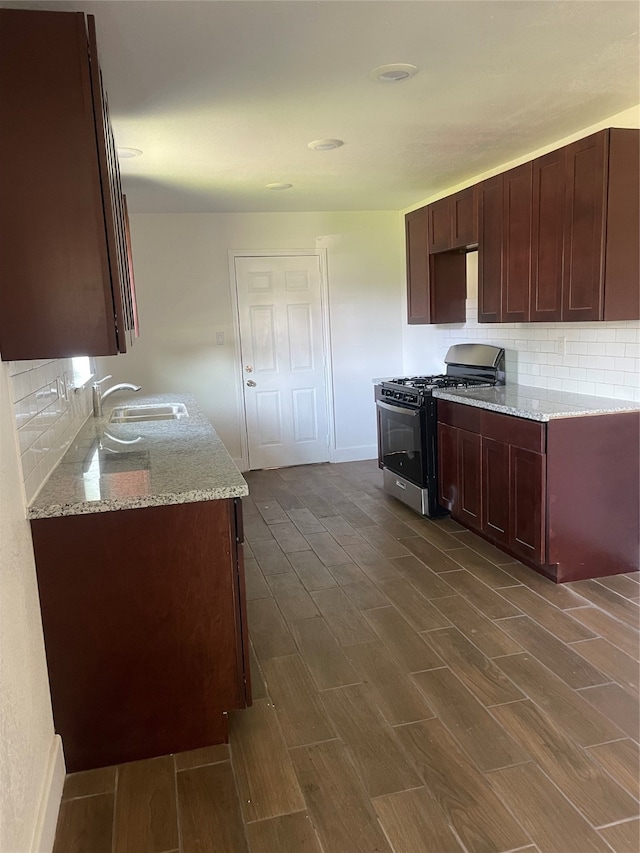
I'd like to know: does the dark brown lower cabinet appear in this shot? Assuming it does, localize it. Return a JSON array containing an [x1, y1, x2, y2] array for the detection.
[[437, 401, 639, 582], [31, 498, 251, 772]]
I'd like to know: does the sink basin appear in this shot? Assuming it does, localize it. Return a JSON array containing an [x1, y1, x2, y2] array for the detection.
[[109, 403, 189, 423]]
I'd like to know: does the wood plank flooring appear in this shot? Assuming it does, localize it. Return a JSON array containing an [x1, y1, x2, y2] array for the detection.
[[53, 460, 640, 853]]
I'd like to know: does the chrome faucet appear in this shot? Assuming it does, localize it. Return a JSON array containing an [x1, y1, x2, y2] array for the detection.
[[92, 375, 142, 418]]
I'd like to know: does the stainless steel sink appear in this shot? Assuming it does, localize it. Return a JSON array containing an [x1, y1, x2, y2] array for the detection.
[[109, 403, 189, 423]]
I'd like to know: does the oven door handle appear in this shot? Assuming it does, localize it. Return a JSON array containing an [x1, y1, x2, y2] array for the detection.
[[376, 400, 420, 416]]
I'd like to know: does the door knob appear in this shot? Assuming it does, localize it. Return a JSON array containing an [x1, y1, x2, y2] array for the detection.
[[245, 365, 254, 373], [246, 380, 256, 387]]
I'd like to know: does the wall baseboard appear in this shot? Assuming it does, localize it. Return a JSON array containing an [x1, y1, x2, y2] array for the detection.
[[31, 735, 65, 853]]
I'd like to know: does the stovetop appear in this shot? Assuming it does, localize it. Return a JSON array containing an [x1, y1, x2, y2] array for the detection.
[[377, 344, 506, 408], [377, 375, 495, 407], [384, 375, 491, 391]]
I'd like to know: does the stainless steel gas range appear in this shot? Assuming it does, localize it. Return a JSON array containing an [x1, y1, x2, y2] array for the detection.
[[375, 344, 505, 517]]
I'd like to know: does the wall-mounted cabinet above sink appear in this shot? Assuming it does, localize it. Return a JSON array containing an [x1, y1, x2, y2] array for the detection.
[[0, 9, 138, 360]]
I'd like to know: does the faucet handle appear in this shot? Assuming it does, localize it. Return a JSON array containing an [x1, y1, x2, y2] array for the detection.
[[93, 375, 113, 387]]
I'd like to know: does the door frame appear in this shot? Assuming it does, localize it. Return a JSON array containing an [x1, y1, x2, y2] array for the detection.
[[228, 249, 335, 472]]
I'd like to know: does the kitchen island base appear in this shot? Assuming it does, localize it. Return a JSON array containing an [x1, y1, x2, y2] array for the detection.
[[31, 498, 251, 772]]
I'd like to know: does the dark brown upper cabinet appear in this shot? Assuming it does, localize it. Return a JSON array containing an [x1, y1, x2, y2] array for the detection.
[[530, 148, 565, 321], [478, 164, 533, 324], [428, 186, 478, 252], [406, 205, 466, 325], [477, 175, 503, 323], [479, 127, 639, 325], [562, 129, 639, 322], [406, 187, 476, 325], [406, 206, 432, 324], [0, 8, 138, 361]]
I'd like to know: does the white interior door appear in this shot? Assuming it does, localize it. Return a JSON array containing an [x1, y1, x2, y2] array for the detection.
[[235, 254, 330, 470]]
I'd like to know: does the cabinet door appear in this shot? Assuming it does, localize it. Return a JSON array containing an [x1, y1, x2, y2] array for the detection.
[[502, 163, 532, 323], [478, 175, 503, 323], [451, 186, 477, 248], [428, 198, 452, 253], [531, 148, 565, 322], [510, 446, 545, 564], [406, 207, 431, 324], [482, 437, 509, 546], [430, 252, 467, 324], [31, 500, 247, 771], [0, 9, 118, 360], [562, 131, 607, 322], [457, 429, 482, 530], [603, 129, 640, 321], [88, 17, 137, 351], [437, 422, 458, 510], [0, 10, 137, 360]]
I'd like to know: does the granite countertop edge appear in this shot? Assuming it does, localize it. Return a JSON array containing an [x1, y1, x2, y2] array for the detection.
[[432, 383, 640, 421], [27, 392, 248, 520]]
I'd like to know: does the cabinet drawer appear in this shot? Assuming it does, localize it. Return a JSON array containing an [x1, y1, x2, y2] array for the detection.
[[437, 400, 481, 433], [481, 410, 545, 453]]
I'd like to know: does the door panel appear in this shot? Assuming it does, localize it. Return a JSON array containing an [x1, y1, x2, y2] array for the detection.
[[255, 391, 282, 446], [437, 422, 458, 510], [531, 149, 565, 321], [236, 255, 329, 469], [510, 447, 545, 564], [406, 207, 430, 323], [250, 305, 277, 371], [478, 175, 503, 323], [502, 163, 532, 323], [292, 388, 318, 443], [562, 132, 607, 321], [458, 429, 482, 530], [482, 437, 509, 545], [287, 304, 314, 370]]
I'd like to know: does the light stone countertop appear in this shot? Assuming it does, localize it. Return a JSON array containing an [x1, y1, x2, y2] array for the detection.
[[432, 383, 640, 421], [28, 393, 248, 520]]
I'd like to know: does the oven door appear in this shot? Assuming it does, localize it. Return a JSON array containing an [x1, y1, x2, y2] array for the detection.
[[376, 398, 428, 487]]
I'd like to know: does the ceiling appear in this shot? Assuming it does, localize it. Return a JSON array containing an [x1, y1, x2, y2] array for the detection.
[[5, 0, 640, 213]]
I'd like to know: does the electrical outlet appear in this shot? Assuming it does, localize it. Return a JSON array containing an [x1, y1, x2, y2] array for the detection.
[[215, 332, 225, 346], [557, 336, 567, 355]]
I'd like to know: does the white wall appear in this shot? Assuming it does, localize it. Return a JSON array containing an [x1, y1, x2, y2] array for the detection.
[[0, 363, 65, 853], [402, 106, 640, 389], [99, 211, 405, 466]]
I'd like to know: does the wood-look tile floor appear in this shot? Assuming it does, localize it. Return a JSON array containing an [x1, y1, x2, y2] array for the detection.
[[54, 461, 640, 853]]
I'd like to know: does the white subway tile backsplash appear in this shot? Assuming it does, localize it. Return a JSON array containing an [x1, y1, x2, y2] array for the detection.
[[8, 357, 94, 501], [579, 328, 599, 342], [595, 356, 616, 371], [596, 328, 618, 342], [616, 328, 639, 343], [428, 264, 640, 404], [605, 342, 626, 357]]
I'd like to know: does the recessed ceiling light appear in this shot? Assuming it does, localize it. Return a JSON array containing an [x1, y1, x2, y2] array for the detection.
[[308, 139, 344, 151], [266, 182, 293, 190], [369, 63, 418, 83], [117, 147, 143, 158]]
